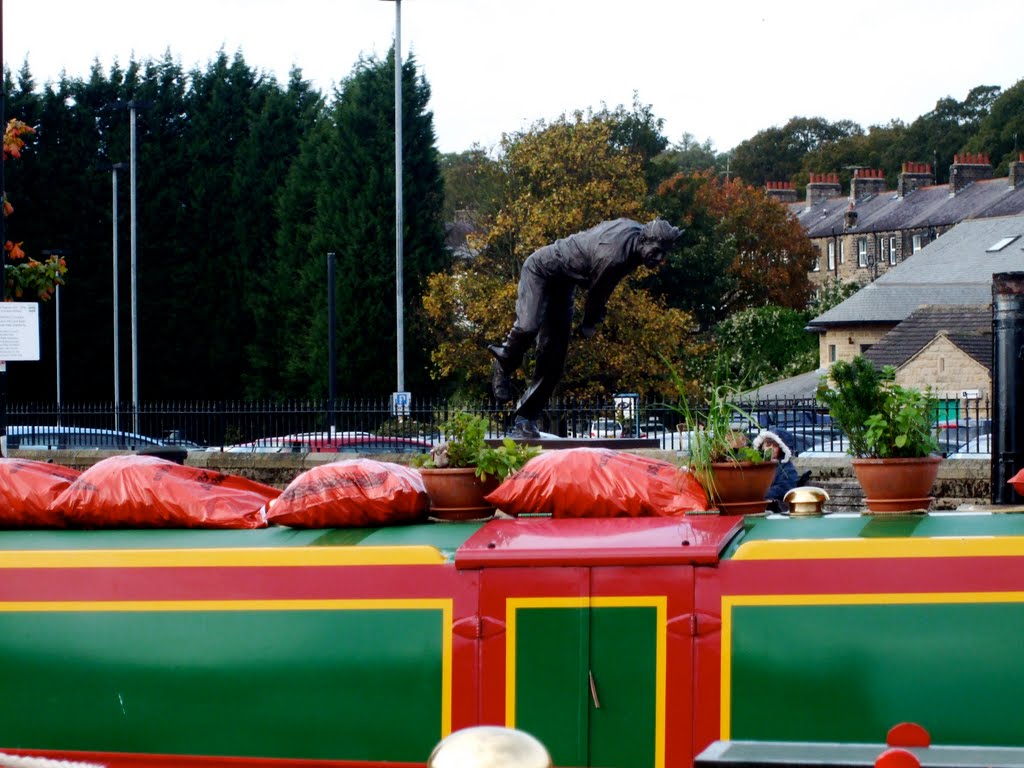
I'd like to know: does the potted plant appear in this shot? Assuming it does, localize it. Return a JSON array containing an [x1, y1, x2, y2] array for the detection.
[[414, 412, 541, 521], [817, 356, 942, 513], [667, 366, 777, 515]]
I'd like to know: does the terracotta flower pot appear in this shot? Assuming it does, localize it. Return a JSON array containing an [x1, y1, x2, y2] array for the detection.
[[851, 455, 943, 514], [702, 460, 778, 516], [419, 467, 501, 521]]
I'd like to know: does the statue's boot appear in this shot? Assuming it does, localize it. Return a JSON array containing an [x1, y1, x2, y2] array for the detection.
[[488, 328, 533, 403], [509, 417, 541, 440]]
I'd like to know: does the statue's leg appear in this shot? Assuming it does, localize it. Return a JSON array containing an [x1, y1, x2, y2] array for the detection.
[[489, 256, 547, 401], [514, 286, 573, 426]]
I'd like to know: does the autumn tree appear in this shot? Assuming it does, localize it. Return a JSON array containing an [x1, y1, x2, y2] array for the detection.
[[423, 111, 699, 401], [651, 170, 816, 331]]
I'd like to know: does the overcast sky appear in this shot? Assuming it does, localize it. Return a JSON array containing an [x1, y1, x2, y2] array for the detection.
[[4, 0, 1022, 155]]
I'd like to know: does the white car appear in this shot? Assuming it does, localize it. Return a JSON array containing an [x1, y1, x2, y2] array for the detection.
[[589, 419, 624, 439]]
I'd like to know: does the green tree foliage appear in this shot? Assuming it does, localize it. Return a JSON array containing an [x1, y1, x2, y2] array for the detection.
[[272, 50, 447, 398], [712, 305, 818, 388], [423, 112, 698, 401], [965, 79, 1024, 173], [439, 146, 504, 227], [729, 116, 862, 186], [649, 133, 721, 187], [651, 171, 816, 330]]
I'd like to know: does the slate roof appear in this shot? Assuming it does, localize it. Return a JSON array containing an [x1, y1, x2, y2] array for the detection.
[[788, 177, 1024, 238], [863, 305, 992, 370], [737, 368, 826, 400], [808, 214, 1024, 328]]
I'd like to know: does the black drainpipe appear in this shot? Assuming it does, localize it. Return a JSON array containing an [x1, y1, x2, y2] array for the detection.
[[992, 272, 1024, 503]]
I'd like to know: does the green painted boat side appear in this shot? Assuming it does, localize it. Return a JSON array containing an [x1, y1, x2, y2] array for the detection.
[[0, 522, 485, 561], [0, 607, 446, 762], [513, 605, 659, 768], [721, 514, 1024, 559], [727, 601, 1024, 746]]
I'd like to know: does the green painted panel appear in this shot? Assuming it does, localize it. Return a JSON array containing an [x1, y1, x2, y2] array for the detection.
[[0, 523, 477, 554], [515, 607, 589, 767], [723, 514, 1024, 558], [590, 607, 658, 768], [0, 609, 444, 761], [729, 602, 1024, 746]]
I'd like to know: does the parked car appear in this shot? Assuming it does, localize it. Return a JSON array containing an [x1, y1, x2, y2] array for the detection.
[[589, 419, 624, 439], [948, 433, 991, 459], [2, 425, 169, 455], [221, 433, 430, 455], [729, 408, 836, 455], [933, 418, 992, 456]]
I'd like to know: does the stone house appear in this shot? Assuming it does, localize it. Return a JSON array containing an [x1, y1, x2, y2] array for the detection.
[[766, 154, 1024, 291], [805, 213, 1024, 405]]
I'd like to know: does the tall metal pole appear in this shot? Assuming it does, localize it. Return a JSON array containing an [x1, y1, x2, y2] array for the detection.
[[992, 272, 1024, 504], [1, 0, 8, 452], [112, 163, 124, 432], [55, 283, 60, 411], [393, 0, 405, 392], [327, 252, 337, 432], [130, 104, 139, 434]]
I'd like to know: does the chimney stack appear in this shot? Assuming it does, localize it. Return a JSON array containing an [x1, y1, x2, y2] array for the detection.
[[806, 173, 842, 206], [1009, 153, 1024, 189], [850, 168, 887, 201], [765, 180, 798, 203], [897, 162, 935, 197], [949, 153, 993, 194], [844, 201, 858, 230]]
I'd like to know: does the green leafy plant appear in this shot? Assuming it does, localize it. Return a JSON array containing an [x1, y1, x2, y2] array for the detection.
[[413, 411, 540, 481], [817, 356, 939, 458], [663, 356, 770, 499]]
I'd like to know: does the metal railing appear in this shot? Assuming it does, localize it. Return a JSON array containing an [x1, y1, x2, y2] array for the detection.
[[1, 396, 993, 456]]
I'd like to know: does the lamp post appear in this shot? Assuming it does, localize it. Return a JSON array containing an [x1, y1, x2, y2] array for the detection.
[[98, 161, 128, 431], [380, 0, 406, 393], [108, 100, 150, 434], [41, 249, 70, 423]]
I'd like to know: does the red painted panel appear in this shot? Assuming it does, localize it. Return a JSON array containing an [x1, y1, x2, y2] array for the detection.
[[457, 516, 743, 569], [0, 564, 470, 602]]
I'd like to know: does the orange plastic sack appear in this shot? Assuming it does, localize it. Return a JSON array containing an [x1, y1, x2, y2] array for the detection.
[[1009, 467, 1024, 497], [267, 459, 429, 528], [484, 447, 710, 518], [50, 455, 278, 529], [0, 458, 82, 527]]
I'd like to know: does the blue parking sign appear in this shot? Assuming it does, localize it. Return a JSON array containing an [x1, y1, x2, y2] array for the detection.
[[391, 391, 411, 417]]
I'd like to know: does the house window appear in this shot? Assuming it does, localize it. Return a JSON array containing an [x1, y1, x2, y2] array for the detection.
[[812, 247, 820, 272], [839, 240, 845, 263], [827, 241, 836, 270], [828, 344, 837, 363], [888, 237, 898, 265], [857, 238, 868, 267], [912, 234, 925, 253]]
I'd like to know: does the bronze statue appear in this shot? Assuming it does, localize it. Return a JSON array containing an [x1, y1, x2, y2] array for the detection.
[[488, 217, 684, 439]]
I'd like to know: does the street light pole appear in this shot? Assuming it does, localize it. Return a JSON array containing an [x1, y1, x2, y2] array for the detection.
[[41, 249, 70, 423], [109, 99, 149, 434], [380, 0, 406, 393], [129, 102, 139, 434]]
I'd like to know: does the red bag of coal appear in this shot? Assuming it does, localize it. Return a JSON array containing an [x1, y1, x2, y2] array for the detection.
[[484, 447, 710, 518], [267, 459, 429, 528], [0, 458, 82, 527], [50, 455, 278, 528]]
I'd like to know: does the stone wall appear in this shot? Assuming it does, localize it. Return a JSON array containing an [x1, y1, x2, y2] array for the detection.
[[818, 324, 893, 366], [896, 335, 991, 401]]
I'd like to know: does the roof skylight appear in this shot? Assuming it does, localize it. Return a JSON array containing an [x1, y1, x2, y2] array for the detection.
[[986, 235, 1020, 252]]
